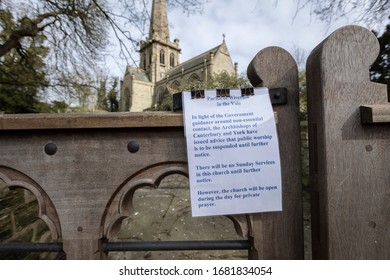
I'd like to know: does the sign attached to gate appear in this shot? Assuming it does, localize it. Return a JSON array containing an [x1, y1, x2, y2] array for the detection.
[[183, 88, 282, 217]]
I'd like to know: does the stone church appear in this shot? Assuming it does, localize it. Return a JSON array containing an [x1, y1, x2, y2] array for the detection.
[[119, 0, 237, 112]]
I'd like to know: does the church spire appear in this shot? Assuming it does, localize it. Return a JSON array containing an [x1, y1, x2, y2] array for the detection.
[[149, 0, 170, 41]]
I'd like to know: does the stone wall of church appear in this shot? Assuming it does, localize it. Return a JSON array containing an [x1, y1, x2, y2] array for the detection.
[[120, 75, 154, 112], [130, 81, 154, 112], [119, 74, 132, 112], [212, 52, 235, 75]]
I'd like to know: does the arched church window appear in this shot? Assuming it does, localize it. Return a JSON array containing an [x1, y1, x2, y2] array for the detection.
[[160, 49, 165, 65], [170, 53, 175, 67], [188, 73, 200, 83], [157, 86, 166, 104], [170, 80, 181, 93]]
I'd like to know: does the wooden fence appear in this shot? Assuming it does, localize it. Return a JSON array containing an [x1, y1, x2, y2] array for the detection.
[[0, 25, 388, 260], [307, 25, 390, 259]]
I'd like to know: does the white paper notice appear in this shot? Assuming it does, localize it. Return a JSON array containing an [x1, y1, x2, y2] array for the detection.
[[183, 88, 282, 217]]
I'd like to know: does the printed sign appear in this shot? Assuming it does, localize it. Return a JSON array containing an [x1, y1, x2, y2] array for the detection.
[[183, 88, 282, 217]]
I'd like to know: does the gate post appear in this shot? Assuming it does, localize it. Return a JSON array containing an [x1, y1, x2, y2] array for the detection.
[[247, 47, 303, 259], [307, 25, 390, 259]]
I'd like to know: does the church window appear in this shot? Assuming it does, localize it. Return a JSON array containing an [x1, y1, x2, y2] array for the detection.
[[171, 80, 181, 92], [188, 73, 200, 83], [170, 53, 175, 67], [157, 86, 166, 104], [160, 49, 165, 65]]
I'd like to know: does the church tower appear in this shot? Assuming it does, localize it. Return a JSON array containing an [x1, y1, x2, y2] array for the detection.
[[120, 0, 235, 112], [139, 0, 181, 83]]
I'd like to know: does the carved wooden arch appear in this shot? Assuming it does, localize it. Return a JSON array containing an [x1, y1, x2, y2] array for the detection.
[[0, 165, 62, 240], [101, 161, 250, 240]]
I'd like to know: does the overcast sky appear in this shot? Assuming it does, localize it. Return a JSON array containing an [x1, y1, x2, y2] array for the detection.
[[105, 0, 378, 78]]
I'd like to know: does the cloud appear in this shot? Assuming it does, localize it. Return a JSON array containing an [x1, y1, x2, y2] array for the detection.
[[107, 0, 371, 77], [168, 0, 356, 74]]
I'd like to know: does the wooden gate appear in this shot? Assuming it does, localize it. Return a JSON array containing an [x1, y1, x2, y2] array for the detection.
[[0, 47, 303, 259], [307, 25, 390, 259]]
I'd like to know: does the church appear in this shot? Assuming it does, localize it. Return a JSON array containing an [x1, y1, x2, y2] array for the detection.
[[119, 0, 237, 112]]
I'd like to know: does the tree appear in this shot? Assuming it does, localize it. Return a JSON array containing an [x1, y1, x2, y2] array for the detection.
[[0, 0, 204, 111], [153, 72, 251, 111], [179, 71, 252, 93], [293, 0, 390, 27], [0, 0, 204, 78], [0, 10, 48, 113], [50, 100, 69, 113], [95, 77, 119, 112], [298, 69, 307, 120], [0, 0, 108, 76], [370, 22, 390, 100], [107, 78, 119, 112]]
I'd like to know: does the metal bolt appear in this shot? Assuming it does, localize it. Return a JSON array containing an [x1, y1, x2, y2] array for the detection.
[[365, 145, 373, 152], [44, 143, 57, 155], [127, 141, 140, 153], [77, 226, 83, 232]]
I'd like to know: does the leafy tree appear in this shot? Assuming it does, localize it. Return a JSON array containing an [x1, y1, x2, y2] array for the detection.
[[178, 72, 252, 93], [154, 72, 251, 111], [95, 77, 119, 112], [0, 10, 48, 113], [107, 79, 119, 112], [298, 70, 307, 120], [370, 22, 390, 100], [50, 100, 69, 113], [32, 100, 69, 113]]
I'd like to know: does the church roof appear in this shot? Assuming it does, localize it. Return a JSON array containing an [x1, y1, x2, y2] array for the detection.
[[125, 67, 150, 82], [166, 42, 228, 78]]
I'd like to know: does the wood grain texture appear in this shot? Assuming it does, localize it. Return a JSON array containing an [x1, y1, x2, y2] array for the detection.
[[307, 25, 390, 259], [0, 119, 252, 259], [247, 47, 303, 259], [0, 126, 188, 259], [0, 112, 183, 130], [0, 53, 301, 259], [360, 104, 390, 124]]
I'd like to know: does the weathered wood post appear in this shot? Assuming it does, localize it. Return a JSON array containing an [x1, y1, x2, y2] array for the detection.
[[307, 25, 390, 259], [247, 47, 303, 259]]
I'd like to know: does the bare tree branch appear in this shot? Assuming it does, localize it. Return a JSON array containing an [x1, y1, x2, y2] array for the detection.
[[293, 0, 390, 28], [0, 0, 205, 104]]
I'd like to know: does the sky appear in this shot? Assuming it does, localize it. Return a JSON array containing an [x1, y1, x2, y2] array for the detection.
[[105, 0, 380, 79]]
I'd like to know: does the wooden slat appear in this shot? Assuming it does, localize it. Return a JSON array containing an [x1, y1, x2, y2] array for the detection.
[[360, 104, 390, 124], [247, 46, 303, 260], [0, 112, 184, 130], [307, 25, 390, 259]]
